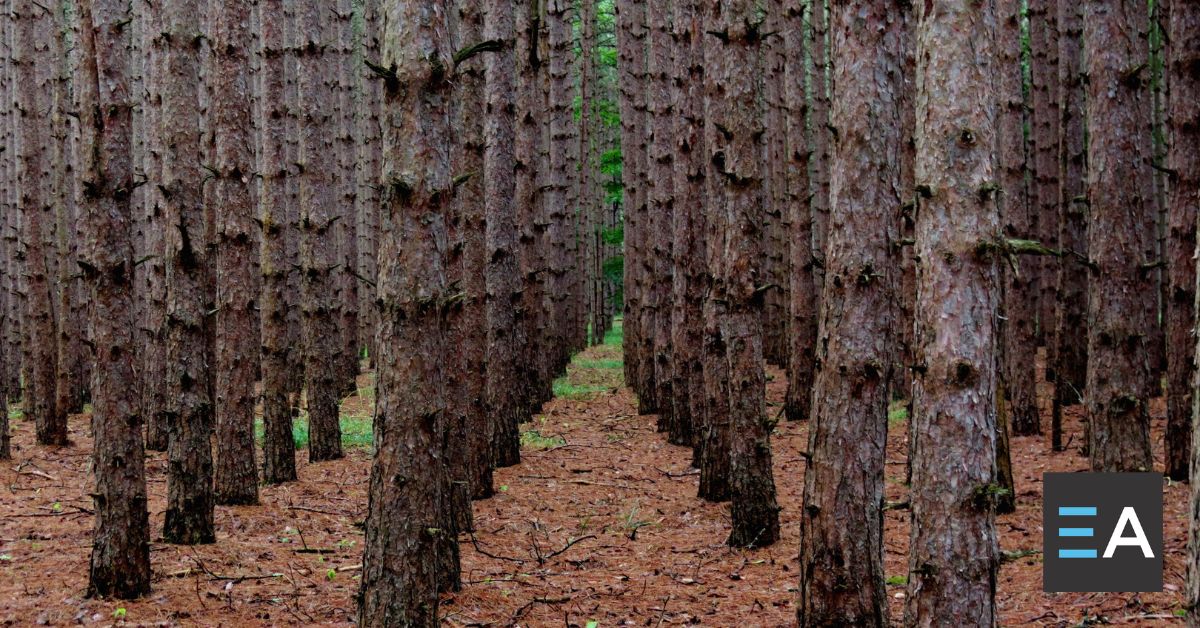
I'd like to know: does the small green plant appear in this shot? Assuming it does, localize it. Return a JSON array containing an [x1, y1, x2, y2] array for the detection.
[[520, 430, 566, 450], [336, 539, 356, 549], [886, 575, 907, 586], [112, 608, 127, 619], [325, 568, 337, 581]]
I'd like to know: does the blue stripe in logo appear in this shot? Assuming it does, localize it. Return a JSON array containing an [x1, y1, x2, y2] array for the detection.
[[1058, 527, 1094, 537], [1058, 549, 1098, 559], [1058, 506, 1097, 516]]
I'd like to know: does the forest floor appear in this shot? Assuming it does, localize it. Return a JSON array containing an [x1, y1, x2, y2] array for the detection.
[[0, 322, 1191, 626]]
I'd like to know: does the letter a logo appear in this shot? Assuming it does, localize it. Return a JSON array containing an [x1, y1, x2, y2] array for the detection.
[[1103, 507, 1154, 558]]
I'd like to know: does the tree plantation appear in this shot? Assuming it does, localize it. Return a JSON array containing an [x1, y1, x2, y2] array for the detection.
[[1, 0, 1199, 626]]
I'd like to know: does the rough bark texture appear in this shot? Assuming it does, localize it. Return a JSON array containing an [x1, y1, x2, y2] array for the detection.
[[15, 0, 66, 447], [669, 0, 704, 451], [761, 0, 788, 370], [998, 0, 1039, 437], [211, 0, 259, 506], [784, 0, 815, 424], [296, 0, 343, 463], [905, 1, 1000, 624], [617, 0, 646, 411], [80, 0, 152, 598], [357, 0, 457, 623], [1030, 0, 1061, 351], [356, 0, 382, 364], [797, 1, 901, 623], [544, 0, 572, 379], [1052, 0, 1087, 452], [808, 0, 830, 291], [645, 0, 674, 436], [1166, 0, 1199, 483], [160, 0, 216, 546], [0, 0, 11, 461], [334, 0, 359, 393], [258, 0, 297, 485], [1084, 0, 1155, 473], [1188, 0, 1200, 599], [482, 0, 521, 497], [698, 0, 730, 503], [713, 0, 780, 549]]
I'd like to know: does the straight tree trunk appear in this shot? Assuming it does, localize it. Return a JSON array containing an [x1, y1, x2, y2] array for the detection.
[[1185, 2, 1200, 607], [357, 0, 457, 622], [646, 0, 674, 437], [1030, 0, 1061, 353], [797, 1, 901, 623], [578, 0, 600, 346], [79, 0, 152, 598], [356, 0, 382, 364], [211, 0, 259, 506], [1084, 0, 1155, 473], [669, 0, 705, 452], [0, 0, 11, 461], [998, 0, 1039, 437], [698, 2, 731, 502], [808, 0, 830, 291], [14, 0, 66, 447], [1052, 0, 1088, 452], [616, 0, 646, 410], [906, 0, 1000, 623], [160, 0, 216, 546], [297, 0, 343, 463], [335, 0, 359, 393], [784, 0, 816, 424], [1165, 0, 1198, 482], [761, 0, 788, 369], [515, 0, 546, 417], [546, 0, 572, 376], [258, 0, 297, 485], [482, 0, 522, 496], [713, 0, 780, 549]]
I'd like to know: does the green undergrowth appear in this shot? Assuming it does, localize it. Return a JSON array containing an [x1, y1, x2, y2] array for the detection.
[[552, 319, 625, 401]]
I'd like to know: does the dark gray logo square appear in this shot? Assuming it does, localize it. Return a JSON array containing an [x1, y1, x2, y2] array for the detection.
[[1043, 473, 1163, 592]]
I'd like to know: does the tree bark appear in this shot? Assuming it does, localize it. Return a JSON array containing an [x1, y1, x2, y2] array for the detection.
[[808, 0, 830, 293], [998, 0, 1039, 437], [669, 0, 704, 452], [784, 0, 815, 424], [546, 0, 572, 376], [797, 1, 901, 622], [296, 0, 343, 463], [334, 0, 359, 394], [357, 0, 457, 623], [1052, 0, 1088, 452], [482, 0, 522, 495], [258, 0, 297, 485], [1186, 5, 1200, 609], [617, 0, 647, 412], [14, 0, 66, 447], [1166, 0, 1198, 482], [0, 0, 12, 461], [77, 0, 152, 598], [905, 1, 1000, 623], [1083, 0, 1155, 473], [713, 0, 780, 549], [160, 0, 216, 546], [646, 0, 674, 437], [211, 0, 259, 506], [1030, 0, 1061, 355]]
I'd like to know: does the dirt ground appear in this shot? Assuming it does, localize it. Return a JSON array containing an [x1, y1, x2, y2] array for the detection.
[[0, 339, 1191, 626]]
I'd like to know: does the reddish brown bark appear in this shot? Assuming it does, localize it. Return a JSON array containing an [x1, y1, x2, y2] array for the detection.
[[1166, 0, 1199, 482], [646, 0, 674, 436], [160, 0, 215, 546], [79, 0, 152, 598], [211, 0, 259, 506], [784, 0, 815, 424], [357, 0, 458, 622], [616, 0, 646, 411], [906, 1, 1000, 623], [1084, 0, 1155, 473], [798, 1, 902, 623], [1030, 0, 1061, 353]]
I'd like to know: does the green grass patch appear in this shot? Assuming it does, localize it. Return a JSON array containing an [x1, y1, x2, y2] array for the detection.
[[520, 429, 566, 450], [575, 358, 624, 371], [552, 377, 610, 400], [886, 575, 908, 586], [255, 413, 374, 450], [602, 319, 624, 347], [888, 401, 908, 425]]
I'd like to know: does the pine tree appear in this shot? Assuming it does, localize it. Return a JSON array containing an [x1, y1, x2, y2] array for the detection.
[[906, 0, 1000, 622], [798, 2, 901, 623]]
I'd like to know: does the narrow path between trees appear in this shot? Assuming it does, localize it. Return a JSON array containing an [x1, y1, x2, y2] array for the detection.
[[0, 324, 1192, 625]]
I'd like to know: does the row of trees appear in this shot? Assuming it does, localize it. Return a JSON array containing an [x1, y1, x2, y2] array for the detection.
[[617, 0, 1197, 625], [0, 0, 623, 614]]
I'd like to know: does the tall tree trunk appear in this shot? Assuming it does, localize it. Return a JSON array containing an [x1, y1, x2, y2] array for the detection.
[[515, 0, 546, 417], [358, 0, 457, 622], [297, 0, 343, 463], [160, 0, 216, 546], [713, 0, 780, 549], [798, 1, 901, 622], [578, 0, 599, 347], [1030, 0, 1061, 356], [808, 0, 830, 293], [335, 0, 359, 393], [1084, 0, 1154, 473], [698, 1, 730, 502], [646, 0, 674, 438], [1166, 0, 1198, 482], [0, 0, 12, 461], [669, 0, 704, 452], [784, 0, 815, 424], [356, 0, 382, 365], [998, 0, 1039, 437], [258, 0, 297, 485], [15, 0, 66, 446], [139, 0, 170, 452], [211, 0, 259, 506], [1052, 0, 1088, 452], [761, 0, 787, 369], [79, 0, 152, 598], [446, 0, 484, 533], [616, 0, 647, 411], [482, 0, 521, 496], [1185, 1, 1200, 607], [546, 0, 572, 375], [906, 0, 1000, 623]]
